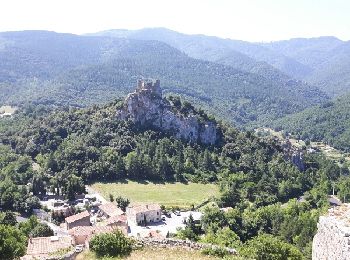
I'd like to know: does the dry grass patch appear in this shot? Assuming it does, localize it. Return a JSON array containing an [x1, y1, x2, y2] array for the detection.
[[77, 247, 219, 260]]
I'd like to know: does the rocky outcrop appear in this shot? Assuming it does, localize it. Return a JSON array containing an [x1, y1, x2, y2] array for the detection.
[[117, 79, 218, 145], [312, 204, 350, 260], [281, 139, 305, 171]]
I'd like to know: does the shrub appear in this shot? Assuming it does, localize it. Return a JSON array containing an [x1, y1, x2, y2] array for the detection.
[[202, 246, 228, 258], [89, 230, 133, 257], [240, 234, 303, 260]]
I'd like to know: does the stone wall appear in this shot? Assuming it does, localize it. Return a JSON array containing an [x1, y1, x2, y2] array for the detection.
[[135, 237, 237, 255], [312, 205, 350, 260]]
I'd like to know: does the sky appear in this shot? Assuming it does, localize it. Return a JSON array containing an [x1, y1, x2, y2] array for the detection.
[[0, 0, 349, 42]]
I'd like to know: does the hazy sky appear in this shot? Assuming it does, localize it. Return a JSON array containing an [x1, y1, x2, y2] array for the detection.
[[0, 0, 349, 42]]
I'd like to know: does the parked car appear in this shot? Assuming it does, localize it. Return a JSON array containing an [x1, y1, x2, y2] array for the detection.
[[174, 211, 181, 216], [75, 245, 84, 253]]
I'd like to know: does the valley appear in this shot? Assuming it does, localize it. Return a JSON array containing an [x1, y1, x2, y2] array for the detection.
[[0, 8, 349, 258]]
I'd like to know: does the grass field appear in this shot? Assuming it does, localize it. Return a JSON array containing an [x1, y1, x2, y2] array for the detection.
[[91, 180, 219, 208], [76, 247, 219, 260]]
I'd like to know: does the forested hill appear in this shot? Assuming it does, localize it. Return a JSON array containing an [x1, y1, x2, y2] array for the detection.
[[95, 28, 350, 97], [1, 90, 347, 258], [0, 30, 327, 127], [91, 28, 312, 79], [0, 92, 338, 208], [273, 93, 350, 152]]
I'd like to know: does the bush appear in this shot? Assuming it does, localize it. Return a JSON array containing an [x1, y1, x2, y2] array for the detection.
[[31, 223, 54, 237], [240, 234, 303, 260], [89, 230, 133, 257], [202, 246, 228, 258]]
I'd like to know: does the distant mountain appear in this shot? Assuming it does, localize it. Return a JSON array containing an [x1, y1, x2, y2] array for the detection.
[[91, 28, 312, 79], [261, 36, 343, 68], [304, 41, 350, 96], [0, 30, 327, 127], [94, 28, 350, 96], [273, 93, 350, 152], [262, 37, 350, 96]]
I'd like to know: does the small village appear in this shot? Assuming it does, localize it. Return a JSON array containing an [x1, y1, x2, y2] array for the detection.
[[20, 189, 205, 259]]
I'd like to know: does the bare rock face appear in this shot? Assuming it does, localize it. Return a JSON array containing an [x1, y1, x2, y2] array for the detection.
[[117, 79, 218, 145], [312, 205, 350, 260], [281, 140, 305, 171]]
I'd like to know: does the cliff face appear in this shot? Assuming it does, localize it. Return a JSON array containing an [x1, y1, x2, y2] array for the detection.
[[312, 204, 350, 260], [281, 139, 305, 171], [117, 79, 218, 145]]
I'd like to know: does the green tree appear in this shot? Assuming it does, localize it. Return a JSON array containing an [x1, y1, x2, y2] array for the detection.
[[89, 230, 133, 257], [31, 223, 54, 237], [0, 224, 26, 259], [0, 211, 17, 226], [241, 234, 303, 260], [115, 196, 130, 212]]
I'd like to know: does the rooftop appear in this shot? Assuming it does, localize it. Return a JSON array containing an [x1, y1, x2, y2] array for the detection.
[[65, 210, 90, 224], [128, 203, 161, 214], [24, 236, 73, 258], [106, 214, 128, 225], [98, 202, 124, 217], [69, 225, 127, 237]]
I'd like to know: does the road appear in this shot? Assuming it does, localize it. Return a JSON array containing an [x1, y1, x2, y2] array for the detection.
[[42, 220, 69, 236], [128, 211, 202, 237], [86, 185, 107, 203]]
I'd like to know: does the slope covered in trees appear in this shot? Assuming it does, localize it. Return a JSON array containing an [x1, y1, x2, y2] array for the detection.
[[0, 30, 327, 127], [273, 93, 350, 152], [1, 92, 349, 259], [97, 28, 350, 97], [92, 28, 312, 79], [262, 37, 350, 96]]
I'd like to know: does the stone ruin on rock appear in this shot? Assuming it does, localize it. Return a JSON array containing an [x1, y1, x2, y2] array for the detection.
[[116, 79, 218, 145]]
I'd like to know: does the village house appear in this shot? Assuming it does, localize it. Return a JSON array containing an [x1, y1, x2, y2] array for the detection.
[[98, 202, 124, 218], [106, 214, 128, 229], [20, 236, 74, 260], [65, 210, 90, 230], [69, 225, 127, 247], [126, 204, 162, 225]]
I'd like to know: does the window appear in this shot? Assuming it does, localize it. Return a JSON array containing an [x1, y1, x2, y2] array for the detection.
[[157, 212, 159, 215]]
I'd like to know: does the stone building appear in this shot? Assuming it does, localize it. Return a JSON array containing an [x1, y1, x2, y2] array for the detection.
[[69, 225, 127, 247], [65, 210, 91, 230], [98, 202, 124, 218], [126, 204, 162, 226], [21, 236, 74, 260]]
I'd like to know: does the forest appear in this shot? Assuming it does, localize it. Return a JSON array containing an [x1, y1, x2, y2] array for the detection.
[[1, 96, 350, 259]]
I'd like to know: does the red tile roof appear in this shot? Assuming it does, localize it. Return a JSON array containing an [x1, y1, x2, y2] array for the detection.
[[69, 225, 128, 238], [98, 202, 124, 217], [106, 214, 128, 225], [65, 210, 90, 224], [24, 236, 73, 258], [128, 204, 161, 214], [69, 225, 114, 237]]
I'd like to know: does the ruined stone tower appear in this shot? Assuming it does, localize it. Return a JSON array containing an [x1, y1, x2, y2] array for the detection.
[[136, 78, 161, 96]]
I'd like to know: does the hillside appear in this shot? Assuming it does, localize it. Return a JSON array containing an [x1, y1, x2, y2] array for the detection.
[[92, 27, 313, 79], [262, 37, 350, 96], [273, 93, 350, 152], [0, 30, 327, 127], [0, 84, 344, 259], [96, 28, 350, 96]]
